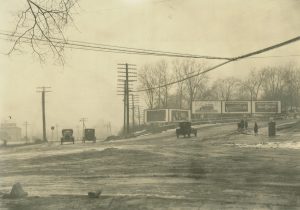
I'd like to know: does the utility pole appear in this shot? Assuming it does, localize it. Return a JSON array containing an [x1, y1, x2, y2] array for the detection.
[[80, 118, 87, 139], [117, 63, 137, 136], [51, 126, 55, 141], [109, 122, 112, 135], [37, 87, 51, 142], [23, 121, 31, 143], [56, 124, 59, 141], [136, 105, 144, 126], [106, 122, 112, 135], [123, 83, 126, 134], [250, 91, 253, 117], [126, 64, 130, 134], [76, 125, 80, 141], [130, 94, 139, 132], [131, 94, 135, 132], [137, 106, 141, 127]]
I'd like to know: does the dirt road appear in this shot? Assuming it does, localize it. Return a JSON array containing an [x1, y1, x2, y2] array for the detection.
[[0, 122, 300, 209]]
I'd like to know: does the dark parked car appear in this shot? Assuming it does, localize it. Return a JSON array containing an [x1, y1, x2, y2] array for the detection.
[[176, 122, 197, 138], [82, 129, 96, 143], [61, 129, 75, 144]]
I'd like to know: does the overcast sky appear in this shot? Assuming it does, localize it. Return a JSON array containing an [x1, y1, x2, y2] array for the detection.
[[0, 0, 300, 138]]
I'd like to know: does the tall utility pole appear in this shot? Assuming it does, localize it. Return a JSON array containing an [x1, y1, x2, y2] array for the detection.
[[23, 121, 31, 143], [106, 122, 112, 135], [138, 106, 141, 126], [136, 105, 144, 127], [121, 82, 126, 134], [50, 126, 55, 141], [76, 125, 80, 141], [117, 63, 137, 136], [80, 118, 87, 138], [37, 87, 51, 142], [131, 94, 135, 132], [130, 94, 139, 132]]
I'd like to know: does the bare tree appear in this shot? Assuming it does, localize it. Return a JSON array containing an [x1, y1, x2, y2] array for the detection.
[[156, 60, 171, 108], [139, 64, 158, 109], [173, 59, 185, 109], [261, 67, 285, 101], [239, 69, 264, 101], [259, 64, 300, 112], [10, 0, 78, 63], [280, 64, 300, 111], [212, 77, 240, 101], [139, 60, 172, 109], [181, 59, 208, 115]]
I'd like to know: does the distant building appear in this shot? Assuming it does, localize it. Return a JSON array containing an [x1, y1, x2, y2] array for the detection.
[[0, 123, 22, 141]]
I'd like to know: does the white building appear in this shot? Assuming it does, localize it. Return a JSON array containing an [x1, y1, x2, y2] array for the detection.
[[0, 123, 22, 141]]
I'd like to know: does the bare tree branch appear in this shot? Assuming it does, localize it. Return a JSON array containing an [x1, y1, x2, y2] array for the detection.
[[9, 0, 78, 64]]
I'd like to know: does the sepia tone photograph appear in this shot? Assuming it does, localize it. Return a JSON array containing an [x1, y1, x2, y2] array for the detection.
[[0, 0, 300, 209]]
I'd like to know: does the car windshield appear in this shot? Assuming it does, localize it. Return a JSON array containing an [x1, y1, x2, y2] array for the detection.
[[179, 122, 191, 127], [62, 130, 73, 135]]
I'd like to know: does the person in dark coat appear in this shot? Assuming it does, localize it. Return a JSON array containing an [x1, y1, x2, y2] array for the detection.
[[254, 122, 258, 135], [245, 120, 248, 130], [240, 119, 244, 130]]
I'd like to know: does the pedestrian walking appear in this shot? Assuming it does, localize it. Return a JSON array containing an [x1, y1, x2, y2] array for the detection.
[[254, 122, 258, 136], [240, 119, 245, 130], [245, 120, 248, 130]]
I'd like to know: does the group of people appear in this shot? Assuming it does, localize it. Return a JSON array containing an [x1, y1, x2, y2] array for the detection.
[[238, 119, 259, 135]]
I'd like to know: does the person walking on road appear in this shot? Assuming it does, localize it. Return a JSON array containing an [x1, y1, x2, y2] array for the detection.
[[254, 122, 258, 136], [240, 119, 245, 130], [245, 120, 248, 130]]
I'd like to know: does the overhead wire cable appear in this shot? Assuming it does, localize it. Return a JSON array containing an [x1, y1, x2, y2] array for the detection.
[[0, 30, 231, 60], [135, 35, 300, 92]]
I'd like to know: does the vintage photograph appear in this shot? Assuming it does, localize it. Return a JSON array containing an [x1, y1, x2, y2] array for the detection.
[[0, 0, 300, 209]]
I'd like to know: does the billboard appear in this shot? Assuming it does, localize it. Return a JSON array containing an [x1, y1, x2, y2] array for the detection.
[[192, 101, 221, 114], [169, 109, 191, 122], [253, 101, 281, 113], [222, 101, 251, 113], [145, 109, 168, 123]]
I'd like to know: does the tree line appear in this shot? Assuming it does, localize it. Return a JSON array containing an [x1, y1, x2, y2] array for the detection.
[[138, 60, 300, 114]]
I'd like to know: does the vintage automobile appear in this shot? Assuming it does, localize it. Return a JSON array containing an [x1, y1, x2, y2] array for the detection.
[[61, 129, 75, 144], [82, 128, 96, 143], [176, 121, 197, 138]]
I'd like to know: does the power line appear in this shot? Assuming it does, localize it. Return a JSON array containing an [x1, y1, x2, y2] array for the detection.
[[1, 36, 300, 60], [1, 30, 300, 92], [0, 30, 231, 60], [135, 35, 300, 92]]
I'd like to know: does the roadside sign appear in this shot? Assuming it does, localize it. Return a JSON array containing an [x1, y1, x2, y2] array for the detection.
[[192, 101, 221, 114], [253, 101, 281, 113], [169, 109, 191, 122], [145, 109, 168, 123], [222, 101, 251, 113]]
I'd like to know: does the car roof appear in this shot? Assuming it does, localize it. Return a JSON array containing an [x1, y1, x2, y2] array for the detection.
[[62, 129, 73, 131]]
